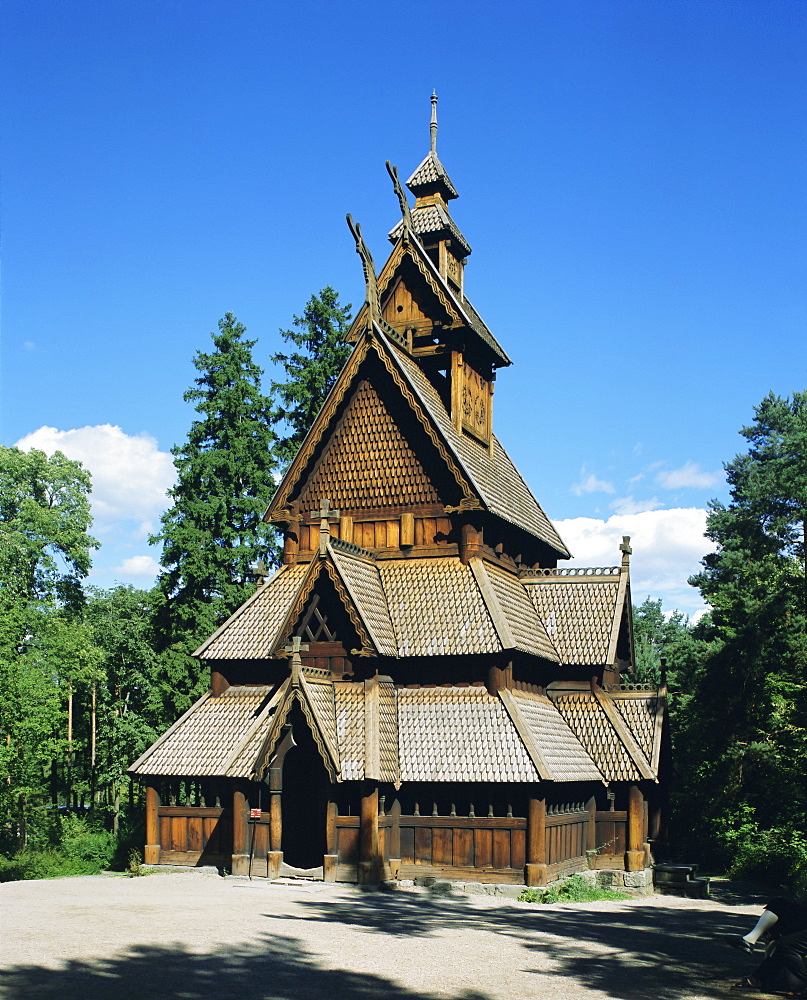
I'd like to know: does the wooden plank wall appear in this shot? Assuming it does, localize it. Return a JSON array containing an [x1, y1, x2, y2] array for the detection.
[[298, 516, 453, 555], [153, 778, 231, 866], [334, 801, 619, 883]]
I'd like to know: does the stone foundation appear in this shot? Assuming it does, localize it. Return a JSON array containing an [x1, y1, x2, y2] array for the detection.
[[391, 867, 655, 898]]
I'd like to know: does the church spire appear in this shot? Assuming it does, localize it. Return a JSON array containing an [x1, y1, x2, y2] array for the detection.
[[388, 94, 471, 293]]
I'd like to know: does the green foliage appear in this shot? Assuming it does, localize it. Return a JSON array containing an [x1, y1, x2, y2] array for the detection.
[[0, 447, 98, 609], [152, 313, 279, 715], [58, 813, 115, 868], [518, 874, 630, 904], [125, 848, 145, 877], [632, 597, 699, 687], [0, 447, 99, 847], [271, 287, 352, 470], [670, 390, 807, 878]]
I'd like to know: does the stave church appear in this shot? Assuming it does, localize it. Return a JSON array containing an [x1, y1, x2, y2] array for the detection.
[[131, 98, 668, 887]]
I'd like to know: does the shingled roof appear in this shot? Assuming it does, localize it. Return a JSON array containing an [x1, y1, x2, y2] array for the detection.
[[384, 336, 570, 556], [131, 676, 662, 786], [195, 563, 309, 660], [522, 567, 628, 665], [548, 682, 657, 782], [406, 150, 459, 199], [388, 203, 471, 258], [129, 685, 279, 778], [499, 689, 604, 783]]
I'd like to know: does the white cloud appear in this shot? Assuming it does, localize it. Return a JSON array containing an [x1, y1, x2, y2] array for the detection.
[[15, 425, 174, 528], [23, 340, 36, 351], [555, 507, 712, 615], [112, 555, 162, 578], [571, 468, 616, 496], [610, 495, 663, 515], [655, 461, 722, 490]]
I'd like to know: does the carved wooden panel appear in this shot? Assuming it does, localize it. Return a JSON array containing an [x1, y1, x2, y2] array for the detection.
[[298, 379, 441, 514], [452, 355, 492, 445]]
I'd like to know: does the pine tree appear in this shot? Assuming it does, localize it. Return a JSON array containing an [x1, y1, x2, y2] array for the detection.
[[151, 313, 278, 714], [678, 390, 807, 882], [270, 287, 352, 470]]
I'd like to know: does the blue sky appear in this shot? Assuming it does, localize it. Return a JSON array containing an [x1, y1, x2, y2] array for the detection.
[[2, 0, 805, 615]]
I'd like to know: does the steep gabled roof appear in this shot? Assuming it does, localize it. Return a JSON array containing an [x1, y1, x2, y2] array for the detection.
[[266, 323, 565, 553], [351, 229, 509, 365], [521, 566, 630, 665], [128, 685, 281, 778], [329, 541, 397, 657], [469, 559, 558, 661], [499, 689, 603, 783], [548, 681, 657, 782], [194, 563, 308, 659], [384, 338, 569, 555]]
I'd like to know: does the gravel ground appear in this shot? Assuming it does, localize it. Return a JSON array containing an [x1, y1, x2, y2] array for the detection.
[[0, 871, 773, 1000]]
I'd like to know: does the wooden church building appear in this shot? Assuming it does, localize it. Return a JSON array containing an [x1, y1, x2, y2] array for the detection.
[[131, 98, 667, 886]]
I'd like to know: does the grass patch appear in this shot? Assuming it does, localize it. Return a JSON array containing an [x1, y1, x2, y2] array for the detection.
[[518, 874, 632, 904]]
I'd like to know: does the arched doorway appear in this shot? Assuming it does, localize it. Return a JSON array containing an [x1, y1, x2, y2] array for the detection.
[[280, 703, 329, 870]]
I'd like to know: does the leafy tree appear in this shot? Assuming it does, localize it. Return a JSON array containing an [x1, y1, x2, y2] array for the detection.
[[0, 447, 97, 613], [150, 313, 279, 716], [676, 390, 807, 884], [270, 287, 352, 470], [0, 447, 98, 846], [84, 586, 164, 832], [632, 597, 695, 686]]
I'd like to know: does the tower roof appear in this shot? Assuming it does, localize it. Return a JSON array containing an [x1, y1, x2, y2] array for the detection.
[[406, 93, 459, 202]]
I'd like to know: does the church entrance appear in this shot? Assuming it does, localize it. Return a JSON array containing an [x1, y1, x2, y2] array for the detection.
[[280, 703, 329, 870]]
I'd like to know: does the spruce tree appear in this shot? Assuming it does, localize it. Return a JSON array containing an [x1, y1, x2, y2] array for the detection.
[[151, 313, 278, 713], [677, 389, 807, 880], [270, 287, 352, 470]]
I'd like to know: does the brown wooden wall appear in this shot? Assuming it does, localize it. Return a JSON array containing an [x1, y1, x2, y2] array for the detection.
[[297, 515, 454, 556]]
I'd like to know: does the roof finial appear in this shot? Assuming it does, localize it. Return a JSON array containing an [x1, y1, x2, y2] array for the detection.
[[430, 92, 438, 155]]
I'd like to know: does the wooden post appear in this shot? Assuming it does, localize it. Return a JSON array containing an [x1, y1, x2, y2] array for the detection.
[[231, 783, 250, 876], [144, 782, 160, 865], [525, 795, 548, 886], [459, 521, 483, 564], [625, 784, 645, 872], [586, 796, 597, 862], [386, 797, 401, 881], [486, 661, 512, 697], [323, 795, 338, 882], [358, 782, 380, 884]]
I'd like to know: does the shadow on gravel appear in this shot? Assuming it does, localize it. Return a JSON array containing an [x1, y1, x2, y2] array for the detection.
[[0, 933, 490, 1000], [259, 886, 764, 1000]]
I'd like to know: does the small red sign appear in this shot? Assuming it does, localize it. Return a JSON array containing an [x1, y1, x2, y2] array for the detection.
[[249, 808, 262, 819]]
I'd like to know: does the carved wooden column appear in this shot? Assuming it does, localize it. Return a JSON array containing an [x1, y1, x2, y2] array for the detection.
[[358, 782, 380, 884], [231, 782, 250, 876], [323, 793, 338, 882], [144, 781, 161, 865], [625, 784, 645, 872], [525, 795, 547, 886]]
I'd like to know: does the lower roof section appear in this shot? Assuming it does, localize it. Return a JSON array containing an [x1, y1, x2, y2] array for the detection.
[[130, 677, 664, 787]]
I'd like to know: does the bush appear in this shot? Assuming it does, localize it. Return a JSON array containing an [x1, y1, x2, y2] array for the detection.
[[58, 814, 115, 869], [727, 825, 807, 895], [518, 874, 631, 904], [0, 850, 97, 881]]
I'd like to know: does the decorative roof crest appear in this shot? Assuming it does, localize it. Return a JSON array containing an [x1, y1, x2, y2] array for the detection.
[[346, 214, 381, 326]]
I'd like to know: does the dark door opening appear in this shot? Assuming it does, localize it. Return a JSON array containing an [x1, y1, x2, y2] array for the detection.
[[280, 703, 329, 869]]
